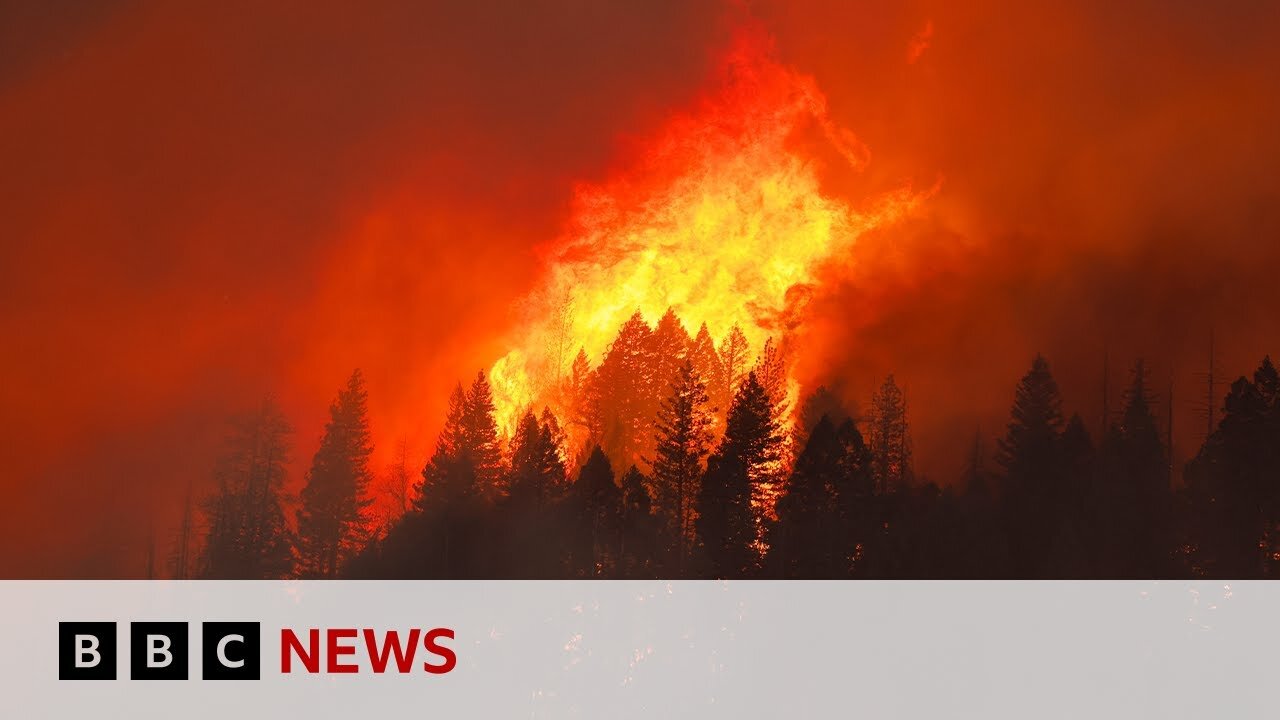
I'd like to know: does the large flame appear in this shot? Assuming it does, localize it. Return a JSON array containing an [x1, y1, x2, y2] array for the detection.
[[490, 31, 925, 442]]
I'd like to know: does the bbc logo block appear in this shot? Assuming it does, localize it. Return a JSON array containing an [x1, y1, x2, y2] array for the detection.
[[59, 622, 118, 680], [201, 622, 261, 680], [130, 621, 189, 680], [58, 621, 262, 680]]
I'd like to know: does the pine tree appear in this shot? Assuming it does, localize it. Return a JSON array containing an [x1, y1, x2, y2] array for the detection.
[[722, 371, 783, 482], [404, 379, 498, 577], [460, 371, 505, 501], [1060, 414, 1095, 539], [567, 347, 602, 461], [835, 418, 877, 576], [1256, 356, 1280, 408], [1185, 357, 1280, 577], [508, 410, 549, 507], [416, 383, 474, 510], [596, 311, 654, 470], [647, 308, 692, 404], [1090, 360, 1172, 577], [696, 371, 780, 576], [869, 375, 912, 494], [688, 323, 726, 422], [998, 356, 1064, 469], [798, 385, 851, 444], [651, 360, 714, 575], [769, 415, 843, 577], [538, 407, 569, 490], [569, 447, 622, 577], [696, 450, 754, 577], [619, 465, 659, 577], [996, 355, 1064, 577], [497, 408, 569, 577], [201, 397, 294, 579], [1257, 357, 1280, 573], [508, 409, 567, 508], [1047, 413, 1095, 577], [718, 324, 752, 408], [751, 337, 793, 522], [296, 370, 375, 578], [754, 338, 790, 418]]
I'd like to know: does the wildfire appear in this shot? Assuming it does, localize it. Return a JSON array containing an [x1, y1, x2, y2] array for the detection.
[[489, 31, 926, 445]]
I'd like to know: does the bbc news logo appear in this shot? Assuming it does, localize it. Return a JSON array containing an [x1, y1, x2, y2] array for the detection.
[[58, 622, 456, 680]]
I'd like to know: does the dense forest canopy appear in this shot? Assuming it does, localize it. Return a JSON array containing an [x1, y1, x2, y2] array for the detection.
[[184, 310, 1280, 580]]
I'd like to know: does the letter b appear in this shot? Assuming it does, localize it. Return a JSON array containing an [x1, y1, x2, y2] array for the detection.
[[130, 622, 188, 680], [59, 622, 117, 680]]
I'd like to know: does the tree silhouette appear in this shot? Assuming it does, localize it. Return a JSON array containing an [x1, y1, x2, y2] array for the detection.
[[696, 450, 754, 578], [834, 418, 877, 577], [652, 359, 714, 575], [696, 371, 780, 576], [1096, 360, 1171, 577], [648, 308, 693, 403], [1184, 357, 1280, 577], [596, 311, 655, 470], [689, 323, 727, 425], [496, 408, 569, 577], [996, 355, 1064, 578], [460, 371, 505, 501], [193, 305, 1280, 581], [798, 385, 851, 444], [869, 375, 912, 494], [417, 384, 473, 509], [718, 324, 752, 410], [957, 429, 1010, 578], [404, 376, 503, 577], [569, 446, 622, 577], [619, 465, 660, 578], [722, 371, 783, 485], [200, 397, 294, 579], [769, 415, 844, 577], [1052, 413, 1095, 577], [754, 338, 790, 418], [508, 409, 567, 509], [567, 347, 603, 461], [752, 337, 793, 520], [296, 369, 375, 579]]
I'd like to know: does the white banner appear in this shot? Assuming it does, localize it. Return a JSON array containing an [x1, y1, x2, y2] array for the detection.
[[0, 581, 1268, 718]]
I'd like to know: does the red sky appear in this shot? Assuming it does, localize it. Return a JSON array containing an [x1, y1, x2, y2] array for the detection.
[[2, 0, 1279, 576]]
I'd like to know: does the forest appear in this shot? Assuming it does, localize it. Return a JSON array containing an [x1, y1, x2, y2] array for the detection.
[[182, 309, 1280, 580]]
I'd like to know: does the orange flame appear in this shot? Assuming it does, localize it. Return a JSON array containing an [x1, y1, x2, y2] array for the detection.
[[489, 31, 926, 443]]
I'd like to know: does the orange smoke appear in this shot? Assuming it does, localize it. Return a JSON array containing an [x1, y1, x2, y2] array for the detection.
[[488, 31, 926, 442]]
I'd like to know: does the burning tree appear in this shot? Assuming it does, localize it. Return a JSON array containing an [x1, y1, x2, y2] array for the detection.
[[869, 374, 912, 494], [651, 359, 715, 575]]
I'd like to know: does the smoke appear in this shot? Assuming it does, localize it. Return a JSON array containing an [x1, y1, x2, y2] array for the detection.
[[0, 0, 727, 576], [763, 0, 1280, 480]]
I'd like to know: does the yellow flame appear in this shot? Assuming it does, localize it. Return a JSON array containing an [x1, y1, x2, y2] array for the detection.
[[490, 33, 925, 442]]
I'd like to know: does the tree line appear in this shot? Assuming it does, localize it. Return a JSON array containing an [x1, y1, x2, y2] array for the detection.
[[182, 309, 1280, 579]]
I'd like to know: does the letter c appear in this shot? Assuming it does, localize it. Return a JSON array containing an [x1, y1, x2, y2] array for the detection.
[[217, 634, 245, 668]]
